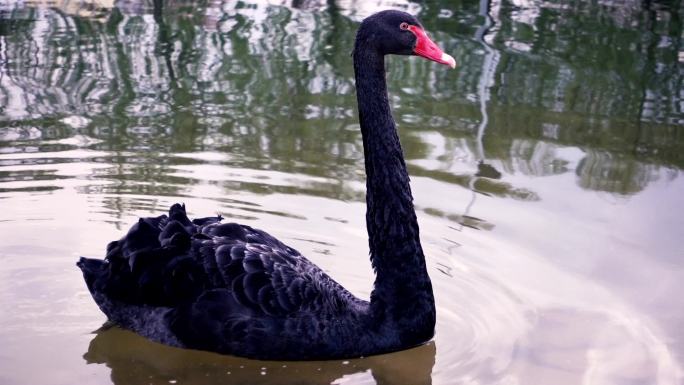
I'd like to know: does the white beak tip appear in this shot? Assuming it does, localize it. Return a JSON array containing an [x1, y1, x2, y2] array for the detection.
[[442, 53, 456, 69]]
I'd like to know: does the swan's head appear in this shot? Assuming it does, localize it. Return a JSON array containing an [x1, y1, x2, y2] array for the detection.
[[356, 10, 456, 69]]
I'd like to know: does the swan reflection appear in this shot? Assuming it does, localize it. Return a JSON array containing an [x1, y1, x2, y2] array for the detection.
[[84, 326, 436, 385]]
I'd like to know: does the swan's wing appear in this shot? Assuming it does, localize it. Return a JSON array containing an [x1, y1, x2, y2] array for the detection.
[[195, 221, 354, 317], [101, 204, 355, 317], [176, 223, 363, 356], [84, 204, 365, 356]]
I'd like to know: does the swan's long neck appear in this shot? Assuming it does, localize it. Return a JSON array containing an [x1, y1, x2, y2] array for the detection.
[[353, 45, 435, 343]]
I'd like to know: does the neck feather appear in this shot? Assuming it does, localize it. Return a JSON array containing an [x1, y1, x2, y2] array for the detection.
[[353, 43, 434, 342]]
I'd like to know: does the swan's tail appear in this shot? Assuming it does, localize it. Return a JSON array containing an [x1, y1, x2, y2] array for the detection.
[[77, 203, 223, 313], [77, 204, 222, 307], [77, 257, 107, 293]]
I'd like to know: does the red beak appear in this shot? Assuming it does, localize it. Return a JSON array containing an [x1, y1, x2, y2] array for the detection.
[[409, 26, 456, 69]]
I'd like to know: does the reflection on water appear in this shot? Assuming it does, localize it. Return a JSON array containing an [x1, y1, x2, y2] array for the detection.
[[84, 327, 435, 385], [0, 1, 683, 385], [1, 0, 681, 195]]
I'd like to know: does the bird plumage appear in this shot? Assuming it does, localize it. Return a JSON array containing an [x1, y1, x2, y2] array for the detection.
[[79, 203, 375, 359]]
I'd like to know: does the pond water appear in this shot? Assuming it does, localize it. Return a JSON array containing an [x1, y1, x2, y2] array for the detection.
[[0, 0, 683, 384]]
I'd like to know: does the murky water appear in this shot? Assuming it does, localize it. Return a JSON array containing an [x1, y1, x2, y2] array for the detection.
[[1, 0, 683, 384]]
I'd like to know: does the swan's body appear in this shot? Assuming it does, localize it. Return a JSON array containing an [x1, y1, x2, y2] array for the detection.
[[78, 10, 455, 360]]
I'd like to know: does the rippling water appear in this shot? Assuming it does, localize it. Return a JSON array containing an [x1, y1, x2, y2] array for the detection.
[[0, 0, 683, 384]]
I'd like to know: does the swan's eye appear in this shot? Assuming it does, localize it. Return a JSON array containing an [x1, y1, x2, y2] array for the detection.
[[400, 22, 410, 30]]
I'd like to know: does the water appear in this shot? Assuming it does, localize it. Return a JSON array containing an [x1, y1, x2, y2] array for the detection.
[[0, 0, 682, 384]]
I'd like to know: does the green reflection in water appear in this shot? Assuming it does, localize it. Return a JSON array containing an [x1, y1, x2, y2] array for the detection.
[[0, 0, 681, 201]]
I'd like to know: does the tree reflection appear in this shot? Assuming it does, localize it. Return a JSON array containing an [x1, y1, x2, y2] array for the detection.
[[0, 0, 681, 202]]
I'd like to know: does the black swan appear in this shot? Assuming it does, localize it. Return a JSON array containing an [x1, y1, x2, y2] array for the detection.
[[78, 10, 455, 360]]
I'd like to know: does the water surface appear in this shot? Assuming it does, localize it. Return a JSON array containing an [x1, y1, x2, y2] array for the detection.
[[0, 1, 683, 384]]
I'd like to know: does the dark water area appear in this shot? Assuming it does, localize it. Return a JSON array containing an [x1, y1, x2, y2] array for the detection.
[[0, 0, 682, 384]]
